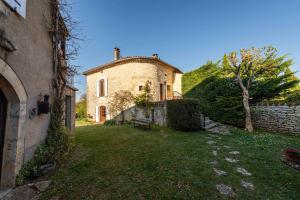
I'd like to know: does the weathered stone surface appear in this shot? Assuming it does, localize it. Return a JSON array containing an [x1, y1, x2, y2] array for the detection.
[[207, 140, 216, 145], [236, 167, 252, 176], [2, 181, 51, 200], [210, 160, 219, 165], [30, 180, 51, 192], [212, 150, 217, 156], [213, 168, 227, 176], [229, 151, 240, 155], [241, 180, 255, 190], [252, 105, 300, 134], [0, 189, 12, 199], [2, 185, 38, 200], [216, 184, 236, 197], [225, 157, 239, 163]]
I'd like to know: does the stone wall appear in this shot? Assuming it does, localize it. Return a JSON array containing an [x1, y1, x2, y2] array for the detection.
[[251, 105, 300, 134], [0, 0, 76, 187], [121, 102, 167, 126]]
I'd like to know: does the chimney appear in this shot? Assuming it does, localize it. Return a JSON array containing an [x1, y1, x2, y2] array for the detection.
[[114, 47, 120, 60], [152, 53, 159, 59]]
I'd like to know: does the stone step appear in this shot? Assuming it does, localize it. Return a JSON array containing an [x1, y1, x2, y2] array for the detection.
[[205, 122, 218, 130], [205, 119, 214, 125]]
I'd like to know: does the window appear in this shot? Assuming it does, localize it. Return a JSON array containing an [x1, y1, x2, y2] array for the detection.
[[139, 86, 144, 91], [167, 85, 172, 97], [160, 84, 164, 101], [100, 79, 105, 97], [97, 77, 107, 97]]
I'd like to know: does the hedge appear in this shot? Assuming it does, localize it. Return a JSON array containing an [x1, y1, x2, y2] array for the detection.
[[167, 99, 202, 131]]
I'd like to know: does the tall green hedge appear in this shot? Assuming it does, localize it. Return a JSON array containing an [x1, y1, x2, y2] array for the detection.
[[185, 75, 245, 127], [167, 99, 202, 131]]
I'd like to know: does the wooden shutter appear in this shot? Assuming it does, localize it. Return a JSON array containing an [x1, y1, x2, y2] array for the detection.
[[100, 79, 105, 97], [95, 106, 99, 122]]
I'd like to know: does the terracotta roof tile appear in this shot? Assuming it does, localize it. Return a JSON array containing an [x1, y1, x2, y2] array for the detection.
[[82, 56, 183, 75]]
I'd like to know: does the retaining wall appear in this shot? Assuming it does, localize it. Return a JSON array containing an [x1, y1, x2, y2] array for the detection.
[[251, 105, 300, 134]]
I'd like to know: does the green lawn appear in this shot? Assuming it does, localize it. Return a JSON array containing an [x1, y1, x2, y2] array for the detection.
[[75, 119, 96, 127], [41, 125, 300, 199]]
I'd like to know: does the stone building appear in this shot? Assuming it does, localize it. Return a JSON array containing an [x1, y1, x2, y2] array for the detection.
[[83, 48, 183, 123], [0, 0, 76, 188]]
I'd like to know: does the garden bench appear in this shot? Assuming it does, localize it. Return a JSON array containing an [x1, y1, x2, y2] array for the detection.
[[132, 119, 151, 130]]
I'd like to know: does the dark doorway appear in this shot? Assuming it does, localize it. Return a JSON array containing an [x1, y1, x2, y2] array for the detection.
[[160, 84, 164, 101], [65, 95, 72, 129], [0, 89, 7, 179]]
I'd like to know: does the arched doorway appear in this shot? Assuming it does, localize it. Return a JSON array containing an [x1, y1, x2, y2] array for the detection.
[[0, 58, 27, 188], [0, 89, 7, 182]]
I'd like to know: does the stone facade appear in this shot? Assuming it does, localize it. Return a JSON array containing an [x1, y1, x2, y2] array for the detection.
[[84, 49, 183, 122], [0, 0, 76, 188], [251, 105, 300, 134]]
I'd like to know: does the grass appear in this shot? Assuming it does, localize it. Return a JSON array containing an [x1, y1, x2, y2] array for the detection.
[[75, 119, 96, 127], [41, 125, 300, 200]]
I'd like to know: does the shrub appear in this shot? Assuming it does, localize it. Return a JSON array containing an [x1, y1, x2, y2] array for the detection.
[[104, 119, 117, 126], [167, 99, 202, 131], [16, 111, 74, 185], [185, 75, 245, 127]]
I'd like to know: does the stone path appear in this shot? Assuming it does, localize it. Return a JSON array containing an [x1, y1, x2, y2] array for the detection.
[[225, 157, 239, 163], [216, 184, 236, 197], [212, 150, 218, 156], [2, 181, 51, 200], [236, 167, 252, 176], [229, 151, 240, 155], [241, 180, 255, 190], [213, 168, 227, 176], [204, 117, 232, 135], [206, 133, 254, 198], [207, 140, 216, 145]]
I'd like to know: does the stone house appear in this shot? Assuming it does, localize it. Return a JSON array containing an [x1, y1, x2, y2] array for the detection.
[[0, 0, 76, 188], [83, 48, 183, 123]]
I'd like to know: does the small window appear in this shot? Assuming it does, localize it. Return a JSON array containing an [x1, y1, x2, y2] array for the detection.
[[167, 85, 171, 91], [167, 85, 172, 97], [100, 79, 105, 97], [139, 86, 144, 91]]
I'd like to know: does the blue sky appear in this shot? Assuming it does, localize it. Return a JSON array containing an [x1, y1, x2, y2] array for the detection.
[[71, 0, 300, 99]]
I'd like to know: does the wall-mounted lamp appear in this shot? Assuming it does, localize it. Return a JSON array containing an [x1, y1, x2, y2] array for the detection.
[[37, 93, 50, 115]]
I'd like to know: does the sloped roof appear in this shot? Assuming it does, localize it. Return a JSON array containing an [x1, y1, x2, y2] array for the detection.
[[82, 56, 183, 75]]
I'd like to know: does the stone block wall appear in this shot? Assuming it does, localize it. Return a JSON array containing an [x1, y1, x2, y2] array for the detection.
[[122, 102, 167, 126], [251, 105, 300, 134]]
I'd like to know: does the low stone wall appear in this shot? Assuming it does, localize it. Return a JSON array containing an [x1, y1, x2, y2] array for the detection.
[[251, 105, 300, 134], [121, 102, 167, 126]]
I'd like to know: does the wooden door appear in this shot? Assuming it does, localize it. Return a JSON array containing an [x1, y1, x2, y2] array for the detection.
[[0, 89, 7, 179], [100, 106, 106, 123], [160, 84, 164, 101]]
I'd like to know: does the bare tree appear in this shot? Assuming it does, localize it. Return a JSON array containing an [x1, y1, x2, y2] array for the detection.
[[49, 0, 82, 125], [224, 47, 291, 132], [109, 90, 134, 123]]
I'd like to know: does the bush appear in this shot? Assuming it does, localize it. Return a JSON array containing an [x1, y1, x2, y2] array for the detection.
[[185, 75, 245, 127], [76, 95, 87, 120], [167, 99, 202, 131], [16, 112, 74, 185], [104, 119, 117, 126]]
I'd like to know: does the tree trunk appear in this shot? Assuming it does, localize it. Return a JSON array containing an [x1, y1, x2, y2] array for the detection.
[[242, 89, 254, 132], [121, 110, 125, 124]]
